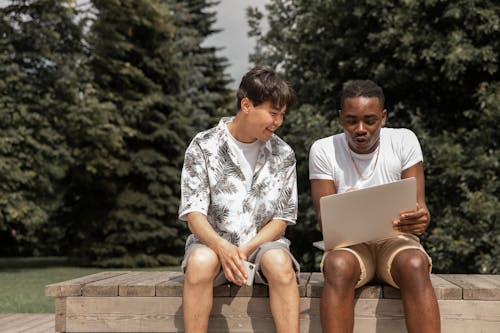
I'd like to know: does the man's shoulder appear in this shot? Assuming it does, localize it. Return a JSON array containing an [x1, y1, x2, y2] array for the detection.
[[192, 125, 223, 147], [382, 127, 416, 138], [311, 133, 343, 149], [269, 134, 294, 155]]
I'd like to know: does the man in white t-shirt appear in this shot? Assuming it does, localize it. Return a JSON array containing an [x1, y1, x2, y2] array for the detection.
[[179, 66, 300, 333], [309, 80, 440, 333]]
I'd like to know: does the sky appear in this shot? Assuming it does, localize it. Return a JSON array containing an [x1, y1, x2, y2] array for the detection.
[[204, 0, 270, 89]]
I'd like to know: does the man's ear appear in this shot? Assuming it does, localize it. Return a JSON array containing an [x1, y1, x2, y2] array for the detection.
[[240, 97, 252, 114], [381, 109, 388, 126]]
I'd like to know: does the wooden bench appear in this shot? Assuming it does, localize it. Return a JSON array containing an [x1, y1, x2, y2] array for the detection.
[[45, 272, 500, 332]]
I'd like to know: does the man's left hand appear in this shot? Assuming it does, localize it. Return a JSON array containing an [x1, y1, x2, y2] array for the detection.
[[392, 203, 430, 235]]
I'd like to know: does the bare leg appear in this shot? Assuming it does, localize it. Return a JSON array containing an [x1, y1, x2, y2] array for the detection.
[[320, 250, 361, 333], [391, 249, 441, 333], [183, 247, 220, 333], [260, 249, 299, 333]]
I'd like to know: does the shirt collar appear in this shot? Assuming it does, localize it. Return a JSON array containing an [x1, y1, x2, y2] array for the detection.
[[218, 117, 273, 155]]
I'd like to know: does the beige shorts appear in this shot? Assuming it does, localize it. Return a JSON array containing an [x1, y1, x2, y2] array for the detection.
[[320, 234, 432, 288]]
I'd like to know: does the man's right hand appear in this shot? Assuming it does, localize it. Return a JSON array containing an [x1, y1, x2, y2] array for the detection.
[[215, 239, 248, 286]]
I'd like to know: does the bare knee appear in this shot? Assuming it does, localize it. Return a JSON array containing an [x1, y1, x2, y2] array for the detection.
[[391, 249, 431, 288], [322, 251, 360, 288], [261, 249, 296, 286], [184, 247, 220, 285]]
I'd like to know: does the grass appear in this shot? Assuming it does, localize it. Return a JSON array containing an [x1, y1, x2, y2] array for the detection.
[[0, 257, 180, 313]]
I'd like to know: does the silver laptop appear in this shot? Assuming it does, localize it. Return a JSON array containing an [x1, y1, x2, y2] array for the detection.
[[314, 177, 416, 251]]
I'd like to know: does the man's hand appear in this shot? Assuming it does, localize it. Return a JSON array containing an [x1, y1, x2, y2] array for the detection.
[[392, 203, 430, 235], [215, 239, 248, 286]]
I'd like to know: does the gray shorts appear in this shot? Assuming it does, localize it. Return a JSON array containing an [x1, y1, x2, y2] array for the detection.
[[182, 240, 300, 286]]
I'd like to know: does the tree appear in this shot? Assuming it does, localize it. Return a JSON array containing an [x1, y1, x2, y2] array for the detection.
[[0, 0, 105, 256], [248, 0, 499, 272], [60, 0, 231, 266]]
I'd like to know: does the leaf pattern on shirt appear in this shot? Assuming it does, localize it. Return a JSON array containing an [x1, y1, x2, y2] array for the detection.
[[214, 179, 238, 195], [242, 197, 252, 213], [269, 150, 295, 176], [274, 185, 295, 217], [249, 181, 269, 200], [253, 203, 269, 230], [179, 117, 298, 249], [208, 202, 230, 226], [216, 141, 245, 181]]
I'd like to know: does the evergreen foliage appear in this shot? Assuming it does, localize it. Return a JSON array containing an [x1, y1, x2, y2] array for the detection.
[[248, 0, 499, 272], [1, 0, 231, 267], [59, 0, 231, 267], [0, 0, 97, 256]]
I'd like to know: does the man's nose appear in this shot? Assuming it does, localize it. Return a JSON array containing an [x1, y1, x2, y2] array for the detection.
[[355, 122, 366, 133]]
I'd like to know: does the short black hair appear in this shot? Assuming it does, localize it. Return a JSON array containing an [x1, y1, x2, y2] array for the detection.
[[236, 65, 297, 111], [341, 80, 385, 109]]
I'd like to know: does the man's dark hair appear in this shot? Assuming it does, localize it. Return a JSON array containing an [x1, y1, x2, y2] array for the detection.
[[236, 65, 297, 111], [341, 80, 385, 109]]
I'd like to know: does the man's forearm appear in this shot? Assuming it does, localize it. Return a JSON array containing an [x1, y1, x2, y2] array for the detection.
[[240, 219, 288, 256], [186, 212, 223, 251]]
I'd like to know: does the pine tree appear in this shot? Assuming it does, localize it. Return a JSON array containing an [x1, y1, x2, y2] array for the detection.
[[64, 0, 231, 266], [0, 0, 103, 256]]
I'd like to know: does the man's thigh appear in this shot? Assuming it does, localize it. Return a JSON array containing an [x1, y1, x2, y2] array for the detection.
[[375, 234, 432, 288], [248, 241, 300, 285], [320, 243, 376, 288]]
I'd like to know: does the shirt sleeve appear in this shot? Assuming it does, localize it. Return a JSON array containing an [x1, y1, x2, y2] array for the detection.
[[274, 151, 298, 225], [178, 137, 210, 221], [400, 129, 423, 171], [309, 139, 335, 180]]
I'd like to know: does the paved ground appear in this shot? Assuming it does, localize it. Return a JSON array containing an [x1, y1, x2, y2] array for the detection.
[[0, 314, 54, 333]]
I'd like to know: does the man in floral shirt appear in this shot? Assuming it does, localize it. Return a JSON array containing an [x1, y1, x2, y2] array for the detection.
[[179, 66, 300, 333]]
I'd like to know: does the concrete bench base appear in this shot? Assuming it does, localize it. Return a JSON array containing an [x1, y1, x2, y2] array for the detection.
[[46, 272, 500, 332]]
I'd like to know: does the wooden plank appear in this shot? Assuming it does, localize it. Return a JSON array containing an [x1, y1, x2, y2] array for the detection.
[[298, 272, 310, 297], [82, 271, 138, 296], [155, 271, 184, 297], [0, 313, 45, 332], [305, 272, 382, 298], [0, 314, 54, 333], [61, 296, 500, 333], [355, 283, 383, 299], [55, 297, 67, 332], [119, 271, 177, 296], [45, 271, 129, 297], [384, 274, 463, 300], [306, 272, 323, 298], [65, 296, 183, 332], [9, 314, 53, 333], [0, 314, 22, 325], [430, 274, 464, 300], [230, 283, 268, 297], [65, 296, 303, 332], [439, 274, 500, 300], [21, 316, 55, 333]]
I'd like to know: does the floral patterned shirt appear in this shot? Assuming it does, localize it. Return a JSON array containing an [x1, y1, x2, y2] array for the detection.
[[179, 117, 298, 251]]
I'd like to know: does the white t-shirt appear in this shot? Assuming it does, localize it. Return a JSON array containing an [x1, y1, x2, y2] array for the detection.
[[226, 125, 264, 190], [309, 128, 423, 193]]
